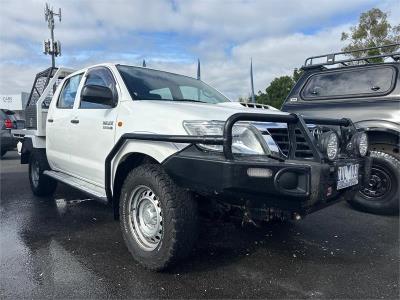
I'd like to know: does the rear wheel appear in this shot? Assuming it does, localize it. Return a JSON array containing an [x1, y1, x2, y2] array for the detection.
[[349, 150, 399, 215], [119, 164, 198, 271], [29, 151, 57, 197]]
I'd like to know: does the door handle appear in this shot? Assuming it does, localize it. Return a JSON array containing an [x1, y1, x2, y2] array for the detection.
[[70, 119, 79, 124], [48, 119, 54, 123]]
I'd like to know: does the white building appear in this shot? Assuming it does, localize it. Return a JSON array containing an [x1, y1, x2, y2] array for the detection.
[[0, 92, 29, 119]]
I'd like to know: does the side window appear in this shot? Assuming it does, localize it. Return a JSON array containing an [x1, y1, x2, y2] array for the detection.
[[302, 66, 396, 100], [57, 74, 83, 108], [80, 67, 117, 109]]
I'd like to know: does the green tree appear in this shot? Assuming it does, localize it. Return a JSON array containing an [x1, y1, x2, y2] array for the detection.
[[341, 8, 400, 61], [255, 68, 302, 108]]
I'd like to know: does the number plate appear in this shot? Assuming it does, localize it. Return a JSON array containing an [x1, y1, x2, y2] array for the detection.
[[337, 164, 359, 190]]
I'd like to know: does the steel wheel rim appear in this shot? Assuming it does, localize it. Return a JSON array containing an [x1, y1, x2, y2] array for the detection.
[[31, 160, 40, 188], [360, 166, 392, 200], [128, 185, 163, 251]]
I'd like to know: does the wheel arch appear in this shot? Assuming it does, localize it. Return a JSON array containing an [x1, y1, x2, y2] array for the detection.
[[107, 140, 181, 219], [355, 120, 399, 155], [112, 152, 159, 218]]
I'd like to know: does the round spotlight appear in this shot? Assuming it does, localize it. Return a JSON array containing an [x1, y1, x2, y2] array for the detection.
[[351, 132, 368, 157], [319, 131, 339, 160]]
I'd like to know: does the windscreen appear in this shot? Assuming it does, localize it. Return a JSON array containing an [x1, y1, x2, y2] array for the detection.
[[117, 65, 229, 104], [302, 66, 396, 100], [0, 110, 16, 121]]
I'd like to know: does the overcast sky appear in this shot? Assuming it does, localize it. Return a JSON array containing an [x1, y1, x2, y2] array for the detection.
[[0, 0, 399, 100]]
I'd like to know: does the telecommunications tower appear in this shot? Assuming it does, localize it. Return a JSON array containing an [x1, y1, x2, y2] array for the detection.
[[43, 3, 62, 68]]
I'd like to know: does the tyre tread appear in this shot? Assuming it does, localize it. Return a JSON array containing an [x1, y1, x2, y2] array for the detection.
[[349, 150, 399, 215], [29, 150, 57, 197], [120, 164, 198, 271]]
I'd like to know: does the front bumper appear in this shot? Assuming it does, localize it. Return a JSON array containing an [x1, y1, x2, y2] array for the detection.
[[163, 146, 371, 215], [106, 112, 369, 217]]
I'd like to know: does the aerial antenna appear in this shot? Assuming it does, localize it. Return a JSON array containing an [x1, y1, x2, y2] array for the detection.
[[250, 58, 255, 103], [196, 59, 201, 101], [197, 58, 201, 80], [43, 3, 62, 68]]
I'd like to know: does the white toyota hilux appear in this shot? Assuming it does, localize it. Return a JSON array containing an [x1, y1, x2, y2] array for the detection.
[[19, 63, 371, 270]]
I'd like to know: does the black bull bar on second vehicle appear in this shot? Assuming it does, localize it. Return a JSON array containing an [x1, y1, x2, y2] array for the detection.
[[105, 113, 356, 205]]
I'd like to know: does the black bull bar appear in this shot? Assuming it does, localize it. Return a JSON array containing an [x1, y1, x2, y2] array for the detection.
[[105, 113, 355, 207]]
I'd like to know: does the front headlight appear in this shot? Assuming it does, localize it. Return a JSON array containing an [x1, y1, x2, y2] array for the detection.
[[318, 131, 339, 160], [183, 121, 267, 155], [351, 132, 368, 157]]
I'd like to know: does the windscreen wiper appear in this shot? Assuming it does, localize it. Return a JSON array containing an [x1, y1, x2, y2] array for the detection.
[[173, 99, 207, 103]]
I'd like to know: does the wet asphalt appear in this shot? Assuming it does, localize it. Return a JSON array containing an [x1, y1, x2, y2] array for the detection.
[[0, 151, 399, 299]]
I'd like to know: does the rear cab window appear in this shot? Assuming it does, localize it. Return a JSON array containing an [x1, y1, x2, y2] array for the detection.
[[301, 66, 397, 100], [0, 110, 16, 121]]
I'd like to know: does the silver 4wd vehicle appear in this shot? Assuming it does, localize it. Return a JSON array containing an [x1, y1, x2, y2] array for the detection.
[[17, 63, 371, 270], [282, 44, 400, 215]]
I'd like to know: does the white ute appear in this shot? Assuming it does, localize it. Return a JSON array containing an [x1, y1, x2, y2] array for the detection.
[[19, 63, 369, 270]]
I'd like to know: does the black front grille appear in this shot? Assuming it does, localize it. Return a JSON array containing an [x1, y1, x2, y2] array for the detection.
[[267, 128, 314, 158]]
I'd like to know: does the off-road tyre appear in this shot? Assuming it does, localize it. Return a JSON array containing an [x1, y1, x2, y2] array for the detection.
[[348, 151, 399, 215], [119, 164, 198, 271], [29, 151, 57, 197]]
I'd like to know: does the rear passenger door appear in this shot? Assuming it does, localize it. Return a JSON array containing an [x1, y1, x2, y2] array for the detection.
[[67, 67, 119, 187], [47, 73, 83, 172]]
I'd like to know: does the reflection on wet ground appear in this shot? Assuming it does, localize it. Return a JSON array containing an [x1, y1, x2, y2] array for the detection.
[[1, 152, 399, 299]]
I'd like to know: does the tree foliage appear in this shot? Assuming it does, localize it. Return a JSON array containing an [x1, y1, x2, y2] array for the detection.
[[255, 68, 302, 108], [341, 8, 400, 61]]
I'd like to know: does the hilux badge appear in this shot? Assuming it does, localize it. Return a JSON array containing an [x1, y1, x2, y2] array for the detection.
[[103, 121, 113, 130]]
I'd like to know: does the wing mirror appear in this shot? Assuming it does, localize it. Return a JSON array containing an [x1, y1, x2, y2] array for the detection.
[[80, 85, 116, 107]]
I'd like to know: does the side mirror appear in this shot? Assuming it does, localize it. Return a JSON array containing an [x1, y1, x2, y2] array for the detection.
[[80, 85, 116, 107]]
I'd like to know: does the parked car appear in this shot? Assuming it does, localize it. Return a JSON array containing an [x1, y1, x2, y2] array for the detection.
[[1, 109, 18, 158], [282, 44, 400, 215], [18, 64, 370, 270]]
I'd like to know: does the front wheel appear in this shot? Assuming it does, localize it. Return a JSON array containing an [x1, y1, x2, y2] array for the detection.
[[29, 151, 57, 197], [348, 151, 399, 215], [119, 164, 198, 271]]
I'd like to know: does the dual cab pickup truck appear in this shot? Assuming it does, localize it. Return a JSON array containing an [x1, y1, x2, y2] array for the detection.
[[19, 63, 370, 270]]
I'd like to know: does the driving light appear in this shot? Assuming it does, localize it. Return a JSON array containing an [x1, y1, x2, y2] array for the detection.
[[247, 168, 273, 178], [351, 132, 368, 157], [318, 131, 339, 160], [183, 121, 268, 155]]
